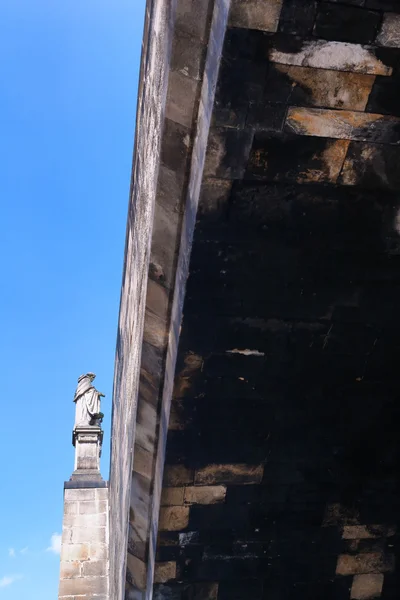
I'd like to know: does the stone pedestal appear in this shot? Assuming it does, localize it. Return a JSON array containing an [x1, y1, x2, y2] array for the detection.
[[58, 424, 109, 599], [71, 426, 104, 482]]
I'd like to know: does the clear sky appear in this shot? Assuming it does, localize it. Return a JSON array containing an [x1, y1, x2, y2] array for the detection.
[[0, 1, 145, 597]]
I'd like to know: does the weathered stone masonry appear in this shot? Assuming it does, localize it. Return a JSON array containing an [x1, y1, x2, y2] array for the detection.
[[153, 1, 400, 599], [107, 1, 400, 599]]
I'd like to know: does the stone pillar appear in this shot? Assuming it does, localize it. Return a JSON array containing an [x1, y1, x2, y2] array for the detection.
[[58, 423, 109, 600]]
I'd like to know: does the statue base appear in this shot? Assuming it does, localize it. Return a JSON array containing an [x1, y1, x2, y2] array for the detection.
[[70, 425, 104, 482]]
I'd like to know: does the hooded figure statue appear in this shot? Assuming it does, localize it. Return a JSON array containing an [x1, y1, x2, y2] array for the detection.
[[73, 373, 105, 427]]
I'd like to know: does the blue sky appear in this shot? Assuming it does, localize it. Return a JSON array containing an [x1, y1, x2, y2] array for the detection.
[[0, 1, 144, 597]]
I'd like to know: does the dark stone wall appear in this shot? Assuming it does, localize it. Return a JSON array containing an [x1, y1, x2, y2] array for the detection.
[[152, 2, 400, 599]]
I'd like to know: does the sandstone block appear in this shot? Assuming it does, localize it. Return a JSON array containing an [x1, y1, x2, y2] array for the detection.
[[60, 543, 90, 562], [154, 561, 177, 583], [351, 574, 384, 599], [377, 13, 400, 48], [229, 0, 283, 32], [89, 543, 108, 560], [64, 489, 95, 502], [269, 40, 392, 76], [161, 487, 185, 506], [286, 107, 400, 145], [166, 70, 200, 129], [247, 133, 349, 184], [195, 463, 263, 485], [127, 553, 147, 590], [59, 575, 107, 597], [274, 65, 374, 111], [159, 506, 190, 531], [339, 142, 400, 190], [343, 525, 396, 539], [59, 560, 81, 579], [163, 464, 194, 486], [64, 502, 78, 515], [63, 512, 107, 529], [70, 526, 107, 545], [82, 559, 108, 577], [79, 500, 108, 514], [336, 553, 394, 576], [184, 485, 227, 504]]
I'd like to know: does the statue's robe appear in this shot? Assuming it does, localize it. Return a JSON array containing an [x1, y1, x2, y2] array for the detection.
[[73, 376, 101, 426]]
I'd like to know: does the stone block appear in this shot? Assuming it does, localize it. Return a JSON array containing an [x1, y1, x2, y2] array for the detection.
[[198, 179, 232, 220], [64, 489, 96, 502], [63, 512, 107, 529], [132, 444, 154, 481], [246, 133, 349, 184], [161, 487, 185, 506], [159, 506, 190, 531], [89, 543, 108, 560], [160, 118, 191, 176], [351, 574, 384, 599], [229, 0, 283, 32], [154, 561, 177, 583], [286, 107, 400, 145], [166, 70, 200, 129], [367, 74, 400, 117], [171, 31, 205, 81], [175, 0, 212, 42], [314, 4, 381, 44], [343, 525, 396, 539], [377, 13, 400, 48], [95, 487, 108, 501], [163, 464, 194, 486], [336, 553, 394, 575], [59, 575, 107, 597], [194, 463, 263, 485], [189, 582, 219, 600], [203, 128, 254, 179], [79, 500, 108, 514], [269, 39, 393, 76], [184, 485, 227, 504], [127, 553, 147, 590], [247, 102, 287, 131], [59, 560, 81, 579], [70, 526, 107, 545], [278, 0, 317, 35], [60, 543, 90, 562], [274, 65, 374, 111], [340, 142, 400, 190], [64, 502, 78, 515], [82, 559, 108, 577]]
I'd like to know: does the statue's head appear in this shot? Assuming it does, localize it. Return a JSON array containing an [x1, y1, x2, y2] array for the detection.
[[78, 372, 96, 382]]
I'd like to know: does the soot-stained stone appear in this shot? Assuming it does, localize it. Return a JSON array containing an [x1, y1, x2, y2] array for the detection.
[[366, 0, 400, 11], [268, 37, 393, 75], [339, 141, 400, 190], [218, 580, 263, 600], [229, 0, 283, 33], [247, 102, 287, 131], [377, 12, 400, 48], [281, 66, 374, 111], [286, 107, 400, 145], [278, 0, 317, 36], [314, 3, 381, 44], [246, 132, 349, 184], [262, 61, 374, 110], [216, 58, 266, 107], [367, 74, 400, 116], [203, 128, 254, 179]]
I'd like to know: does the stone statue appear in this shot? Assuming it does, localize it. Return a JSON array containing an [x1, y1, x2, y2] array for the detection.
[[73, 373, 105, 427]]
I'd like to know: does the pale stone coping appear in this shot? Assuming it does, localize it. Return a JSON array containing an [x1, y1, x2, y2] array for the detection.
[[108, 1, 231, 599]]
